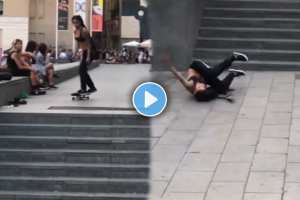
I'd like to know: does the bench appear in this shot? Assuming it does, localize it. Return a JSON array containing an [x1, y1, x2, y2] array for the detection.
[[0, 61, 100, 106]]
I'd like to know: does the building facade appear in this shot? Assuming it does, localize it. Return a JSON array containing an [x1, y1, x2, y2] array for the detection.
[[0, 0, 30, 50], [0, 0, 146, 52]]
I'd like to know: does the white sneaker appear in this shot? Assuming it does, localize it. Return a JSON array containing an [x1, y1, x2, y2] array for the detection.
[[233, 52, 249, 62], [229, 69, 246, 77]]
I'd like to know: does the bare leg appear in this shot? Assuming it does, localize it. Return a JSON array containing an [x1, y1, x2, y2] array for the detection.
[[46, 63, 55, 86]]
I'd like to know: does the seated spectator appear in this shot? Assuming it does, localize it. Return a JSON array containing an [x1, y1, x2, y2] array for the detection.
[[67, 49, 74, 62], [58, 49, 68, 62], [7, 39, 45, 95], [35, 43, 57, 89]]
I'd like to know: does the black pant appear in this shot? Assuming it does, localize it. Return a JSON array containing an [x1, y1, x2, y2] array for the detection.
[[190, 56, 235, 94], [80, 50, 96, 91]]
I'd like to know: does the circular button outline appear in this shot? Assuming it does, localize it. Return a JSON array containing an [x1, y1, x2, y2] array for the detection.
[[132, 82, 168, 118]]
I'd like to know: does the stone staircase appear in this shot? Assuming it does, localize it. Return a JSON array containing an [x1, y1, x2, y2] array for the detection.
[[195, 0, 300, 70], [0, 113, 150, 200]]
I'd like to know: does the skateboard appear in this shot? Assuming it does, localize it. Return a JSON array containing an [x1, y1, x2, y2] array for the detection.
[[71, 92, 91, 101]]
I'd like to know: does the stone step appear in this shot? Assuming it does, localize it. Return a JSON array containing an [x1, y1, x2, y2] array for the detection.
[[204, 7, 300, 18], [0, 162, 149, 179], [0, 124, 150, 138], [196, 37, 300, 51], [193, 48, 300, 62], [207, 1, 300, 9], [0, 136, 150, 151], [0, 149, 150, 165], [0, 176, 149, 194], [199, 27, 300, 39], [202, 17, 300, 29], [192, 58, 300, 71], [0, 113, 148, 126], [0, 191, 147, 200]]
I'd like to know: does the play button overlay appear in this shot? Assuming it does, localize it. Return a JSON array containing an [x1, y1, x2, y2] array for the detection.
[[132, 82, 168, 117]]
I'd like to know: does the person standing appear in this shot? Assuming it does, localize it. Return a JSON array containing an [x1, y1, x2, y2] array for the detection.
[[71, 15, 97, 94]]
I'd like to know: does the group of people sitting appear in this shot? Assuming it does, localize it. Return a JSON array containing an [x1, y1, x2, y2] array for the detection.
[[2, 39, 58, 95]]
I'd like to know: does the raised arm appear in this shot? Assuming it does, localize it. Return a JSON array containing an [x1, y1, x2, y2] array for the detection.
[[170, 66, 194, 93]]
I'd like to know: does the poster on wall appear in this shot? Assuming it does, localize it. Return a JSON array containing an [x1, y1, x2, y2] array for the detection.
[[75, 0, 86, 24], [58, 0, 69, 30], [92, 0, 104, 32]]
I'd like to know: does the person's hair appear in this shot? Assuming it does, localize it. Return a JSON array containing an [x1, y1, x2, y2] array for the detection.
[[25, 40, 38, 53], [12, 39, 23, 47], [11, 39, 23, 53], [72, 15, 86, 27], [38, 43, 48, 56]]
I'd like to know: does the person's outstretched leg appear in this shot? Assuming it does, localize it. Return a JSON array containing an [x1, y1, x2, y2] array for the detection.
[[211, 52, 249, 77], [217, 70, 246, 94]]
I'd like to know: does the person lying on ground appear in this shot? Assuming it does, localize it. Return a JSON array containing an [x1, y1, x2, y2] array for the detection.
[[166, 52, 248, 102]]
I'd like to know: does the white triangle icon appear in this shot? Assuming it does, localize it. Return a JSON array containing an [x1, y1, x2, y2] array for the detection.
[[144, 91, 158, 109]]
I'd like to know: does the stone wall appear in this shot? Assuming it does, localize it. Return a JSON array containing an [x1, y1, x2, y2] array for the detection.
[[148, 0, 208, 70]]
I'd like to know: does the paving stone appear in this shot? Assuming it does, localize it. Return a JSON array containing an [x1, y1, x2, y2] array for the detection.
[[264, 112, 291, 125], [227, 133, 258, 147], [179, 153, 220, 172], [246, 172, 284, 193], [271, 84, 294, 93], [152, 125, 168, 138], [168, 117, 205, 131], [213, 162, 251, 182], [197, 124, 232, 138], [149, 181, 169, 199], [291, 119, 300, 131], [289, 130, 300, 145], [244, 193, 281, 200], [267, 102, 292, 113], [152, 145, 187, 163], [233, 119, 262, 131], [261, 125, 290, 138], [168, 171, 213, 193], [292, 107, 300, 118], [188, 137, 227, 154], [204, 111, 236, 125], [151, 161, 178, 181], [257, 138, 289, 154], [206, 182, 244, 200], [242, 97, 268, 107], [162, 193, 205, 200], [238, 107, 265, 120], [269, 92, 294, 103], [286, 163, 300, 182], [284, 183, 300, 200], [157, 131, 195, 146], [288, 146, 300, 163], [222, 146, 255, 162], [252, 154, 286, 172]]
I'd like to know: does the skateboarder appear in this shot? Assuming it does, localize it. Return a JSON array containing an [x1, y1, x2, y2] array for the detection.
[[71, 15, 97, 95], [166, 52, 248, 102]]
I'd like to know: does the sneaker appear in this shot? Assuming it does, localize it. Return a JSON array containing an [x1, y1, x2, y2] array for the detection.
[[229, 69, 246, 77], [233, 52, 249, 62], [72, 90, 87, 96], [49, 85, 58, 89], [87, 88, 97, 93], [31, 89, 46, 95]]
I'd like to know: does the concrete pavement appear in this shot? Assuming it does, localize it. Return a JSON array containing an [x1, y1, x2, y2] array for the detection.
[[1, 64, 300, 199], [150, 71, 299, 200]]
